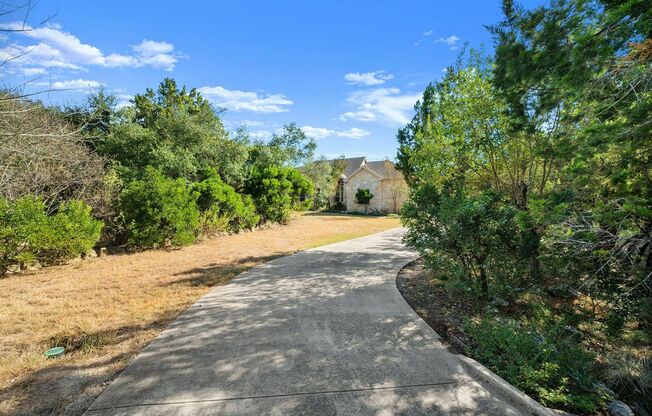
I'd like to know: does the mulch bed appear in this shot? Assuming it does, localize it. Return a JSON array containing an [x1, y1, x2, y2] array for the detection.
[[396, 258, 476, 354]]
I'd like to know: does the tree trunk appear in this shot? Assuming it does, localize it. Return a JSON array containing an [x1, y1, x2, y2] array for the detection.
[[474, 254, 489, 298], [517, 180, 542, 281], [479, 263, 489, 298]]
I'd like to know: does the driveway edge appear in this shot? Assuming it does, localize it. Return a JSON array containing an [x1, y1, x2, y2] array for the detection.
[[458, 355, 560, 416], [395, 259, 565, 416]]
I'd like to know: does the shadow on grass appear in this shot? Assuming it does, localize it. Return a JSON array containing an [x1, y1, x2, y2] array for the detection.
[[0, 312, 181, 416], [167, 253, 291, 288]]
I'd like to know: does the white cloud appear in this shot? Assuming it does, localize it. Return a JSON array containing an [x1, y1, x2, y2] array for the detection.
[[413, 30, 434, 46], [116, 94, 134, 109], [301, 126, 371, 140], [337, 127, 371, 139], [414, 32, 461, 49], [339, 87, 419, 126], [131, 40, 178, 70], [49, 79, 102, 90], [32, 78, 103, 91], [339, 110, 377, 122], [344, 70, 394, 86], [249, 130, 272, 139], [0, 22, 183, 72], [22, 67, 47, 76], [133, 40, 174, 55], [198, 85, 293, 113], [436, 35, 461, 50]]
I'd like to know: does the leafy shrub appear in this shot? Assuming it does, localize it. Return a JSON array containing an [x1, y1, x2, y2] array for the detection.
[[193, 169, 259, 233], [40, 200, 103, 264], [286, 168, 314, 211], [120, 167, 199, 247], [0, 196, 47, 275], [355, 188, 373, 213], [245, 166, 312, 224], [0, 196, 102, 275], [330, 201, 346, 212], [465, 318, 603, 414], [402, 186, 523, 297]]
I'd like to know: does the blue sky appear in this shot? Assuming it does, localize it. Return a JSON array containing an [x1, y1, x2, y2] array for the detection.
[[1, 1, 526, 161]]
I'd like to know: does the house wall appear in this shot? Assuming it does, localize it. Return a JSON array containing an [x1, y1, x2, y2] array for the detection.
[[379, 178, 408, 213], [344, 171, 409, 214], [345, 169, 383, 213]]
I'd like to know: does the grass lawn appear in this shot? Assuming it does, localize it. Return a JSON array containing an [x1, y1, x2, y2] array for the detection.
[[0, 212, 401, 416]]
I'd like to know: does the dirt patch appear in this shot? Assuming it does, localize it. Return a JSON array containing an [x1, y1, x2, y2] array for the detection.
[[396, 258, 477, 355], [0, 213, 400, 416]]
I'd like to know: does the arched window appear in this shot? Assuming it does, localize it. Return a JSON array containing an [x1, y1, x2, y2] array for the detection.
[[335, 179, 344, 203]]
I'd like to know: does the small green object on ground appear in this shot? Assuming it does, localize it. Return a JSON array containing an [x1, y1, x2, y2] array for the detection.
[[45, 347, 64, 358]]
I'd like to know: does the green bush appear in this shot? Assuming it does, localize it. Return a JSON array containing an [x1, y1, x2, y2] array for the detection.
[[0, 196, 102, 275], [245, 166, 312, 224], [286, 168, 314, 211], [0, 196, 47, 275], [120, 167, 199, 247], [193, 169, 259, 233], [40, 200, 103, 264], [330, 201, 346, 212], [465, 318, 604, 414], [402, 186, 523, 297], [355, 188, 373, 213]]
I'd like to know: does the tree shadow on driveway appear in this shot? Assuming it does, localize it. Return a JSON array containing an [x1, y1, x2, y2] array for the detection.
[[85, 230, 525, 415]]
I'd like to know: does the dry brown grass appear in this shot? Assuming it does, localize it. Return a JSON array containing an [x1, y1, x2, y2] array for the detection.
[[0, 212, 400, 416]]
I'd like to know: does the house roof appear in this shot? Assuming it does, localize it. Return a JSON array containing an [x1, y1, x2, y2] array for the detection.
[[364, 160, 403, 179], [329, 156, 366, 178], [327, 156, 403, 180]]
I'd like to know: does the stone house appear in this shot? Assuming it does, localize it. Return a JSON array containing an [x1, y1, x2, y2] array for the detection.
[[329, 156, 408, 214]]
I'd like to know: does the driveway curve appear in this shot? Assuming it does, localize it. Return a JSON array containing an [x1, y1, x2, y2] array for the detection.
[[86, 228, 526, 415]]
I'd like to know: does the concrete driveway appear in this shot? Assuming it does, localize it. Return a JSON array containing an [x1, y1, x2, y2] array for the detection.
[[86, 228, 526, 415]]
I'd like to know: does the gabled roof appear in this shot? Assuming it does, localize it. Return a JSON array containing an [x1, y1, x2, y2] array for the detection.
[[364, 160, 403, 179], [328, 156, 366, 178], [326, 156, 404, 180]]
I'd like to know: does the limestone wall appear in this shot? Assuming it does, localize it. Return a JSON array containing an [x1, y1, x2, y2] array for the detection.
[[345, 169, 383, 213], [345, 169, 408, 213], [379, 178, 408, 213]]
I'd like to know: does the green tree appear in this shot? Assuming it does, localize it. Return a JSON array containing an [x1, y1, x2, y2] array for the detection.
[[301, 155, 346, 210], [489, 0, 652, 284], [355, 189, 373, 214], [397, 52, 567, 280], [97, 78, 249, 187], [396, 84, 437, 187], [0, 196, 47, 275], [268, 123, 317, 167], [120, 167, 199, 247], [490, 0, 651, 326], [245, 166, 293, 224], [41, 200, 103, 264]]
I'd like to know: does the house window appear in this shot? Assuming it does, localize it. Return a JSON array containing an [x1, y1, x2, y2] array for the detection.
[[335, 179, 344, 203]]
